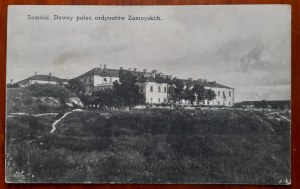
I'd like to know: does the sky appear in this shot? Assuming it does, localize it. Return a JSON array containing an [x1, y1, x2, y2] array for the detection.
[[7, 5, 291, 102]]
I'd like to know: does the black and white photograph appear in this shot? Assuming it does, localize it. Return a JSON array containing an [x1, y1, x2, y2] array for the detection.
[[5, 5, 291, 184]]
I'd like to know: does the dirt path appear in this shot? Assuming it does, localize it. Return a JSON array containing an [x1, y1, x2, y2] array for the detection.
[[265, 112, 291, 122], [7, 112, 59, 118], [50, 109, 85, 133]]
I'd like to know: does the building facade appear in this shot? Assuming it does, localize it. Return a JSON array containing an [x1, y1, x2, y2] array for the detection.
[[77, 65, 235, 107], [137, 80, 170, 104], [77, 65, 120, 95], [179, 79, 234, 107]]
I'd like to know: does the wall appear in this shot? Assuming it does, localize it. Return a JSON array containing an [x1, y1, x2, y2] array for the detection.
[[29, 80, 58, 85], [204, 87, 234, 107], [138, 82, 169, 104], [93, 75, 119, 87]]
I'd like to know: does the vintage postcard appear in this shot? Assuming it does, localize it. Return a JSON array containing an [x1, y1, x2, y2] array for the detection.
[[6, 5, 291, 184]]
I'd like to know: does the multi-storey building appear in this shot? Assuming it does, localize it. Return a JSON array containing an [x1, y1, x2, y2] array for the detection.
[[77, 64, 120, 95], [136, 76, 172, 104], [180, 79, 234, 106], [77, 65, 234, 107]]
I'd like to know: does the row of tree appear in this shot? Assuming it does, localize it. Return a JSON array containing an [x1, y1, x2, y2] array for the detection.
[[66, 71, 216, 108], [170, 79, 216, 104], [66, 71, 144, 108]]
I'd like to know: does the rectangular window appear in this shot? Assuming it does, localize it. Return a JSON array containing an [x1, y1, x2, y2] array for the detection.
[[218, 91, 220, 96], [158, 86, 161, 92], [164, 87, 167, 93], [229, 92, 231, 97], [89, 77, 92, 82], [229, 101, 231, 105], [140, 86, 143, 92], [218, 101, 220, 105], [150, 86, 153, 92], [150, 98, 153, 103], [158, 98, 161, 102], [110, 78, 112, 83], [84, 78, 86, 82], [164, 98, 167, 103]]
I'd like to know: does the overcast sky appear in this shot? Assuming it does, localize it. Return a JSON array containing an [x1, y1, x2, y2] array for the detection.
[[7, 5, 291, 102]]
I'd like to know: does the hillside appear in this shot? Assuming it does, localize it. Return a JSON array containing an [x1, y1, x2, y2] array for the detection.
[[6, 84, 83, 114], [6, 108, 290, 184]]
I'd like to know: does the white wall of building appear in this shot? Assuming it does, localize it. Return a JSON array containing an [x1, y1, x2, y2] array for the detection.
[[204, 87, 234, 107], [79, 75, 119, 94], [29, 80, 58, 85], [93, 75, 119, 87], [137, 82, 169, 104]]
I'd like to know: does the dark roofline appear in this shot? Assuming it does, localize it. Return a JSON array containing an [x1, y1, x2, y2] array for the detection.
[[15, 74, 67, 84], [77, 67, 146, 78], [180, 79, 233, 89], [76, 67, 233, 89]]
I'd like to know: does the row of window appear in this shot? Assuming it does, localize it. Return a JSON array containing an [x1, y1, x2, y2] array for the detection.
[[83, 77, 113, 83], [149, 86, 167, 93], [217, 91, 232, 97], [149, 98, 168, 103], [83, 77, 92, 83], [103, 77, 113, 83], [205, 100, 231, 106]]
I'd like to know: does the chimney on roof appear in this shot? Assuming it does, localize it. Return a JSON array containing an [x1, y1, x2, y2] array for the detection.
[[103, 64, 106, 70], [99, 64, 102, 69], [133, 68, 137, 72], [11, 79, 13, 84], [188, 78, 193, 81], [35, 71, 37, 76], [143, 69, 147, 73]]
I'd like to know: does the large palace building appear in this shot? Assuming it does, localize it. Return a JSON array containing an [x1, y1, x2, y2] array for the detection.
[[77, 64, 235, 107]]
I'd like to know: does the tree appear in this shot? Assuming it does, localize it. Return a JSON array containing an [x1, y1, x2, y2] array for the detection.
[[204, 89, 216, 101], [65, 78, 89, 105], [65, 78, 85, 96], [7, 83, 19, 88], [112, 70, 145, 107], [170, 79, 185, 103], [93, 88, 115, 108], [192, 84, 206, 103]]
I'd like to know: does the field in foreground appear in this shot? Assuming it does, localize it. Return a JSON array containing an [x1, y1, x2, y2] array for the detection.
[[5, 108, 290, 184]]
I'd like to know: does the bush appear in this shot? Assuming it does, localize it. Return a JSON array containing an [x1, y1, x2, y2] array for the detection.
[[27, 84, 75, 98]]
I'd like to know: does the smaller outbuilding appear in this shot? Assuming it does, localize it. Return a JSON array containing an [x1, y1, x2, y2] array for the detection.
[[15, 73, 68, 87]]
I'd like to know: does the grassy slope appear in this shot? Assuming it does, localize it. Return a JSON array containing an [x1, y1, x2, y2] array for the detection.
[[6, 85, 76, 114], [6, 109, 290, 184]]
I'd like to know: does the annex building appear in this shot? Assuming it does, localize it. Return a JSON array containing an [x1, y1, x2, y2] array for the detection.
[[14, 72, 68, 87]]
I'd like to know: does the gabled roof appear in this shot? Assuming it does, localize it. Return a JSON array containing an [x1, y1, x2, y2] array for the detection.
[[77, 67, 233, 89], [78, 67, 148, 78], [137, 76, 174, 84], [78, 68, 120, 78], [16, 75, 67, 84]]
